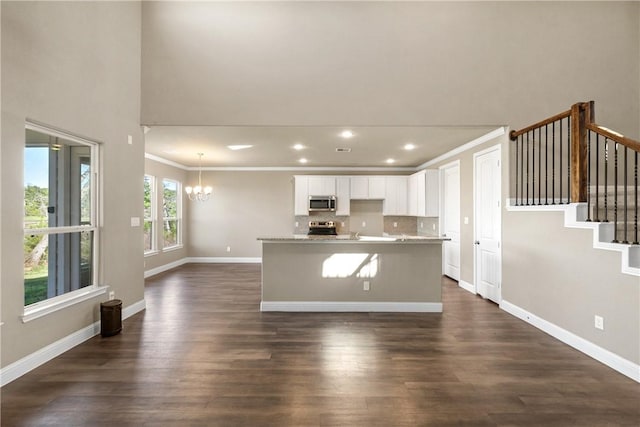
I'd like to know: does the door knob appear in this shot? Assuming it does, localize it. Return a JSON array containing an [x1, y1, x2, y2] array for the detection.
[[474, 241, 480, 245]]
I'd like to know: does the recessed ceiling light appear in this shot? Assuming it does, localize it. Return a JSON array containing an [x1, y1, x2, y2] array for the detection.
[[299, 158, 308, 164], [335, 148, 352, 153], [404, 143, 416, 150], [386, 158, 395, 164], [293, 143, 304, 150], [227, 145, 253, 150], [340, 130, 355, 139]]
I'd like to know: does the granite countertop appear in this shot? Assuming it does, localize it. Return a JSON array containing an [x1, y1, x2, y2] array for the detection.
[[257, 234, 450, 243]]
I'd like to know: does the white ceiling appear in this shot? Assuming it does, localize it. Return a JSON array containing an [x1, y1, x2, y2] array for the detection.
[[144, 125, 501, 169]]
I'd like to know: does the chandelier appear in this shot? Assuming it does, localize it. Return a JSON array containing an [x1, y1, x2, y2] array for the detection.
[[185, 153, 212, 201]]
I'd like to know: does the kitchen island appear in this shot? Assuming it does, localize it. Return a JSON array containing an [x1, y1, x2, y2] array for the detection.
[[257, 235, 448, 312]]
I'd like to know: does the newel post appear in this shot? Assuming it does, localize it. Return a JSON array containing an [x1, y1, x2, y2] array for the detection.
[[570, 102, 591, 202]]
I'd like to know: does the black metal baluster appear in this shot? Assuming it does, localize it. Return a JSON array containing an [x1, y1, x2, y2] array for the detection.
[[545, 124, 549, 205], [520, 135, 524, 206], [622, 147, 628, 244], [538, 127, 542, 205], [515, 136, 519, 206], [567, 117, 571, 204], [613, 143, 619, 243], [526, 131, 530, 205], [604, 138, 609, 222], [531, 129, 535, 206], [560, 120, 563, 204], [552, 121, 556, 204], [634, 151, 638, 245], [595, 133, 600, 221], [586, 130, 591, 221]]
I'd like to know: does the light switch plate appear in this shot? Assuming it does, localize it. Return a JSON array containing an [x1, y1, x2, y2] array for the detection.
[[130, 217, 140, 227]]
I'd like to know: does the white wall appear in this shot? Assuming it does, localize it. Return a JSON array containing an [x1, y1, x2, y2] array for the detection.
[[1, 1, 143, 367], [141, 1, 640, 137]]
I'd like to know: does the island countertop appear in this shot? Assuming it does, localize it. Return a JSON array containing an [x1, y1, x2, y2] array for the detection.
[[257, 234, 449, 243]]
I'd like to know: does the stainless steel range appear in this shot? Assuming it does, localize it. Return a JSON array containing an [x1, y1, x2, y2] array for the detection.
[[308, 220, 337, 236]]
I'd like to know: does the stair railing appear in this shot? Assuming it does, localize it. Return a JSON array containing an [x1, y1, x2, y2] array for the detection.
[[510, 101, 640, 245]]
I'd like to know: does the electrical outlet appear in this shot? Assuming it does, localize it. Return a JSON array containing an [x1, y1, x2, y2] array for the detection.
[[393, 222, 398, 228], [432, 223, 436, 230], [420, 222, 424, 229], [362, 221, 366, 227], [108, 291, 115, 300], [594, 315, 604, 330], [295, 221, 299, 228], [363, 281, 370, 291], [226, 246, 231, 252]]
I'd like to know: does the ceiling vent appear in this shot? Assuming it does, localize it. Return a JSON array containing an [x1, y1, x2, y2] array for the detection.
[[335, 148, 352, 153]]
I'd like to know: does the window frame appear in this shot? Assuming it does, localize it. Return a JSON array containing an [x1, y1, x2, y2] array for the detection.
[[143, 174, 157, 255], [22, 121, 106, 322], [161, 178, 182, 250]]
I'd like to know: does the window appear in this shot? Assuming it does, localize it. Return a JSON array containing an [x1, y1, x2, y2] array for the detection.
[[143, 175, 156, 253], [24, 124, 99, 307], [162, 178, 181, 249]]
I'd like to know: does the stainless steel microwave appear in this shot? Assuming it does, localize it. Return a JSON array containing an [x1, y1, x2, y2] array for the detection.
[[308, 195, 336, 212]]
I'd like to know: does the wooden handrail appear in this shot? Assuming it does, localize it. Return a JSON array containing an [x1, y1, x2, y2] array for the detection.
[[586, 123, 640, 153], [509, 109, 571, 140]]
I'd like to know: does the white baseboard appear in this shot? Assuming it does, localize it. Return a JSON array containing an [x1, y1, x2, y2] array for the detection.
[[458, 280, 476, 294], [500, 299, 640, 383], [144, 258, 189, 278], [186, 256, 261, 264], [260, 301, 443, 312], [0, 299, 146, 387]]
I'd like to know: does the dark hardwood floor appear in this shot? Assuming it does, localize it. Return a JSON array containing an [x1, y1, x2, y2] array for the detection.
[[2, 263, 639, 426]]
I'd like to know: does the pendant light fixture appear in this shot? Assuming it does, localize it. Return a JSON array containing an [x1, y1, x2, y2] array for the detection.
[[185, 153, 212, 201]]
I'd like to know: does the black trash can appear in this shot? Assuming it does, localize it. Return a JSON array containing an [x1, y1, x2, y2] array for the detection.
[[100, 299, 122, 337]]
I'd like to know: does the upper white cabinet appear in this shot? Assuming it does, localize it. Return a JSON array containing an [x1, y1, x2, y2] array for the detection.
[[425, 169, 440, 217], [307, 176, 336, 196], [351, 176, 385, 199], [336, 177, 350, 216], [408, 171, 429, 216], [384, 176, 408, 215]]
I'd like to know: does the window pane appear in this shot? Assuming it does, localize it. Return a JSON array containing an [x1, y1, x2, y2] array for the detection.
[[163, 179, 178, 219], [24, 129, 92, 228], [163, 219, 178, 248], [24, 146, 49, 230], [144, 220, 153, 252], [24, 231, 94, 306], [144, 176, 153, 220]]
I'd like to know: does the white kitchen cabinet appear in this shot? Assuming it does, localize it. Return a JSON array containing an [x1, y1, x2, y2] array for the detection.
[[425, 169, 440, 217], [351, 176, 385, 199], [350, 176, 386, 200], [408, 170, 428, 217], [384, 176, 408, 215], [350, 176, 369, 199], [369, 176, 386, 199], [307, 176, 336, 196], [294, 175, 309, 216], [336, 177, 350, 216], [408, 173, 419, 216]]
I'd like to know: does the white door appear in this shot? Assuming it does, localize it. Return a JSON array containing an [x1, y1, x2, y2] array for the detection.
[[441, 162, 460, 281], [474, 146, 502, 303]]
